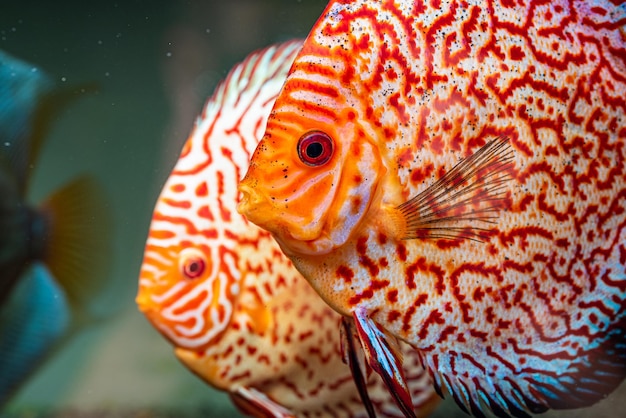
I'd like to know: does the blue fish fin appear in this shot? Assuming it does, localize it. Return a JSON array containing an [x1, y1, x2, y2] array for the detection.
[[541, 320, 626, 409], [340, 316, 376, 418], [37, 175, 113, 311], [352, 308, 416, 418], [22, 82, 99, 192], [0, 50, 53, 192], [230, 386, 295, 417], [0, 50, 98, 193], [0, 264, 70, 406], [427, 318, 626, 417]]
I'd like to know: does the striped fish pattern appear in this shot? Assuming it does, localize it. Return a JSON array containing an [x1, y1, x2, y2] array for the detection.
[[136, 40, 439, 417], [238, 1, 626, 417]]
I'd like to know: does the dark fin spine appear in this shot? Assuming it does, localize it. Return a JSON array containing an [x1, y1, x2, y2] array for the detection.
[[353, 308, 416, 418], [38, 175, 112, 308], [340, 317, 376, 418]]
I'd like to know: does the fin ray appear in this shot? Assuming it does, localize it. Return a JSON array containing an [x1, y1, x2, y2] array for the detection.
[[230, 386, 295, 417], [340, 317, 376, 418], [352, 308, 416, 418], [38, 175, 113, 308], [396, 136, 514, 242]]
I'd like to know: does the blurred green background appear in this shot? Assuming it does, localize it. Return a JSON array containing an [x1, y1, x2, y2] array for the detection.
[[0, 1, 326, 416], [2, 1, 626, 417]]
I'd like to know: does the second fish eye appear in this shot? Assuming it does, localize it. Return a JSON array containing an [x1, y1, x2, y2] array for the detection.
[[179, 248, 206, 279], [297, 131, 334, 166]]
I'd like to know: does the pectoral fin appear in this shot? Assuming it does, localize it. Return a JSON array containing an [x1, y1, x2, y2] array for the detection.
[[353, 308, 416, 418], [394, 136, 514, 242]]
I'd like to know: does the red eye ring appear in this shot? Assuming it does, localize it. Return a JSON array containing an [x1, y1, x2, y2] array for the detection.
[[183, 258, 205, 279], [179, 248, 206, 279], [297, 131, 334, 166]]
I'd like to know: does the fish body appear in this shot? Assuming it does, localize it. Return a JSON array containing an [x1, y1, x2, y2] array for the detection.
[[0, 50, 111, 407], [238, 1, 626, 416], [137, 40, 439, 417], [0, 50, 53, 303]]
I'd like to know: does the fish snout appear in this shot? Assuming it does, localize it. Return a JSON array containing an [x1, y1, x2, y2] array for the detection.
[[135, 283, 169, 337], [135, 282, 155, 314], [136, 266, 163, 316], [237, 181, 270, 224], [236, 182, 253, 211]]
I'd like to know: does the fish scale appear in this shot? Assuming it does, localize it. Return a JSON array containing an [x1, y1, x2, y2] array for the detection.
[[136, 40, 439, 417], [238, 0, 626, 417]]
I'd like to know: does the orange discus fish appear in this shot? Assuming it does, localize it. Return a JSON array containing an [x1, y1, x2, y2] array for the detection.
[[136, 40, 439, 417], [238, 1, 626, 417]]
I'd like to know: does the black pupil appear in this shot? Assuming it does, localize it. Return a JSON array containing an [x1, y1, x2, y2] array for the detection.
[[189, 261, 200, 272], [306, 141, 324, 159]]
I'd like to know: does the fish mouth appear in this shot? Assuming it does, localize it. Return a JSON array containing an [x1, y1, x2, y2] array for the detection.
[[135, 284, 159, 320], [135, 272, 165, 323], [135, 287, 187, 348], [135, 292, 152, 314], [236, 183, 254, 214], [135, 293, 164, 338], [237, 182, 273, 228], [238, 180, 330, 253]]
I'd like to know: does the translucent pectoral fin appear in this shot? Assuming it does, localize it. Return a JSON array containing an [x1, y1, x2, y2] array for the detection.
[[230, 386, 295, 418], [352, 308, 416, 418], [340, 316, 376, 418], [396, 136, 514, 242]]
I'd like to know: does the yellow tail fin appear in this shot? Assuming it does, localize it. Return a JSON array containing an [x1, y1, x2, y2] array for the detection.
[[38, 175, 113, 309]]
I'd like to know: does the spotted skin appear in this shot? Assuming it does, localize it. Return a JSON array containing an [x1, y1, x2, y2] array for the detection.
[[136, 40, 439, 417], [238, 1, 626, 417]]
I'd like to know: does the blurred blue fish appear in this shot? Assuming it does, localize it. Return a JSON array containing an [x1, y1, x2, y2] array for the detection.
[[0, 264, 70, 402], [0, 50, 112, 407]]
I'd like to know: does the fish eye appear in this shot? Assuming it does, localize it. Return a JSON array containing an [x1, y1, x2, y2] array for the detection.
[[179, 248, 206, 279], [297, 131, 334, 166]]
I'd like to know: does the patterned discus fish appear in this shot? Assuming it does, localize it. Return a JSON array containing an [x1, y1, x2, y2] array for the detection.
[[238, 1, 626, 417], [136, 40, 440, 417]]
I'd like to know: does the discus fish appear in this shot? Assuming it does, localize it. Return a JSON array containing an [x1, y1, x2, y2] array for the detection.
[[0, 50, 111, 406], [136, 40, 440, 417], [238, 1, 626, 417]]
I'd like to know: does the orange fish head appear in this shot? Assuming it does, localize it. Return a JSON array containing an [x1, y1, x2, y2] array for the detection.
[[238, 105, 385, 256], [137, 210, 239, 352]]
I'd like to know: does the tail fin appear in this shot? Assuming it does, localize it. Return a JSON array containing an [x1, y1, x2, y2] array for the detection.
[[0, 176, 112, 406], [38, 175, 113, 310]]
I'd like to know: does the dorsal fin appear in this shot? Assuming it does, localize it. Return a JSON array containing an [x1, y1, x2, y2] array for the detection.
[[0, 50, 53, 192], [0, 50, 97, 194]]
